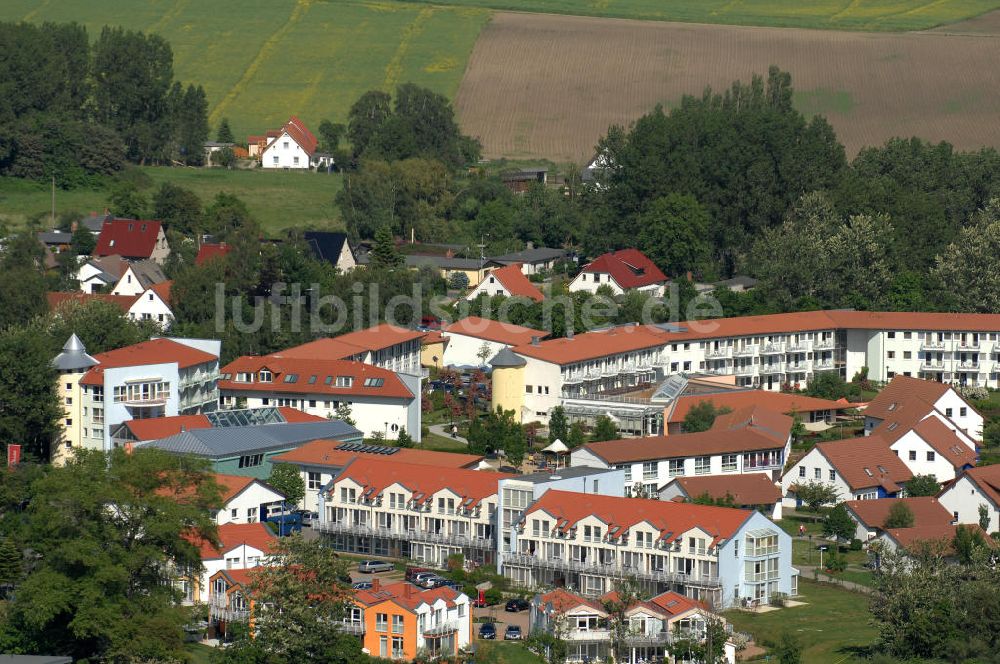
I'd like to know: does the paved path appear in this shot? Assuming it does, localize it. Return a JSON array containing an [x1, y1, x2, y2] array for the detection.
[[428, 423, 469, 445]]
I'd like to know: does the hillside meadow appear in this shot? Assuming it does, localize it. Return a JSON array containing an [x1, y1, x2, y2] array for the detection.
[[388, 0, 1000, 30], [0, 169, 344, 235], [0, 0, 489, 143]]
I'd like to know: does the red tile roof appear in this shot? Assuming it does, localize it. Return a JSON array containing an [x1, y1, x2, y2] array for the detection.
[[47, 291, 138, 314], [353, 580, 463, 611], [264, 116, 318, 156], [580, 249, 667, 288], [581, 425, 785, 465], [149, 280, 172, 305], [482, 264, 544, 302], [280, 324, 425, 359], [524, 490, 752, 546], [884, 523, 993, 553], [80, 338, 219, 385], [272, 439, 482, 468], [195, 243, 231, 266], [538, 588, 606, 614], [813, 436, 913, 492], [190, 522, 277, 560], [443, 316, 548, 346], [93, 219, 163, 259], [334, 458, 512, 508], [667, 391, 844, 424], [844, 497, 953, 530], [647, 591, 707, 617], [510, 311, 1000, 366], [669, 474, 781, 506], [909, 417, 977, 470], [709, 404, 792, 445], [959, 465, 1000, 508], [219, 356, 414, 399], [865, 376, 951, 421]]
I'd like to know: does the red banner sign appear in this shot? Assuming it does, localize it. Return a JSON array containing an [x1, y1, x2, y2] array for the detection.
[[7, 445, 21, 467]]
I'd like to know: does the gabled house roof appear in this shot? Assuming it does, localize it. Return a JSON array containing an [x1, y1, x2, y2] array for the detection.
[[48, 291, 139, 315], [537, 588, 606, 614], [219, 356, 414, 400], [666, 474, 781, 506], [353, 580, 464, 611], [303, 232, 354, 265], [579, 249, 667, 288], [332, 458, 512, 508], [812, 436, 913, 492], [844, 497, 953, 531], [443, 316, 548, 346], [709, 404, 792, 445], [278, 324, 425, 360], [864, 375, 952, 421], [581, 424, 786, 465], [522, 489, 752, 547], [883, 524, 993, 555], [195, 243, 231, 266], [121, 260, 167, 289], [140, 420, 361, 458], [488, 246, 566, 265], [93, 219, 163, 259], [480, 263, 545, 302], [956, 465, 1000, 509], [908, 417, 977, 470], [263, 116, 318, 156], [188, 522, 277, 560], [273, 439, 481, 468]]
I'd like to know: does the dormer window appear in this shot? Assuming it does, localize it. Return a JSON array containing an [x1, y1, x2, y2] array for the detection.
[[259, 370, 272, 382], [336, 376, 353, 388], [128, 224, 133, 231]]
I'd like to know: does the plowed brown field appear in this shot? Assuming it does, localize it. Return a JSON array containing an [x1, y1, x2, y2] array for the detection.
[[455, 11, 1000, 162]]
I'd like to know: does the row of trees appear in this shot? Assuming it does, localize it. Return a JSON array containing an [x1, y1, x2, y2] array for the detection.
[[0, 22, 210, 187]]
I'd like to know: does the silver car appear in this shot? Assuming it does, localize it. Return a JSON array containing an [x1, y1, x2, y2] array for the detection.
[[358, 560, 394, 573]]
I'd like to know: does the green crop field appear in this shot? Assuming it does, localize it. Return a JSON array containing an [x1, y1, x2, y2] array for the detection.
[[393, 0, 1000, 31], [0, 0, 489, 143], [0, 168, 344, 235]]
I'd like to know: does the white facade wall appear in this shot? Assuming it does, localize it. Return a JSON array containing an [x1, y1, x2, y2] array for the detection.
[[781, 448, 855, 507], [112, 267, 146, 296], [932, 391, 983, 442], [938, 475, 1000, 533], [128, 289, 173, 327], [198, 544, 269, 603], [441, 332, 508, 368], [466, 274, 513, 300], [857, 330, 1000, 389], [889, 429, 962, 483], [568, 272, 624, 295], [231, 392, 413, 441], [261, 131, 311, 169], [216, 482, 286, 525], [521, 358, 563, 422]]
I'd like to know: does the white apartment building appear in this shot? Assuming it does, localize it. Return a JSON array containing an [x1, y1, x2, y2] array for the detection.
[[208, 474, 286, 525], [441, 316, 548, 368], [277, 324, 424, 375], [218, 356, 420, 442], [863, 374, 984, 442], [505, 489, 796, 607], [939, 465, 1000, 533], [569, 406, 792, 494], [183, 522, 276, 604], [781, 436, 912, 506], [53, 335, 220, 462], [316, 458, 510, 567], [490, 311, 1000, 425]]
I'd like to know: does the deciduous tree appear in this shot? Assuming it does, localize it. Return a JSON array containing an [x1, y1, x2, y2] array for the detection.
[[267, 463, 305, 505], [682, 400, 731, 433], [883, 502, 914, 529]]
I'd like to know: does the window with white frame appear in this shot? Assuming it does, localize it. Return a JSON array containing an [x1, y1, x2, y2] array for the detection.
[[642, 461, 657, 480], [722, 454, 737, 472], [694, 456, 710, 475], [668, 459, 684, 477]]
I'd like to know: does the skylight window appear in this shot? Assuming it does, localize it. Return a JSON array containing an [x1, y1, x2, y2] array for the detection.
[[283, 374, 299, 383], [307, 375, 317, 384], [864, 468, 873, 477], [364, 377, 385, 387], [324, 376, 333, 385]]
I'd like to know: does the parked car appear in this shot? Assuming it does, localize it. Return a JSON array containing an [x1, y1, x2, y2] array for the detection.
[[417, 575, 447, 589], [352, 581, 373, 590], [358, 560, 394, 574], [505, 598, 530, 612], [412, 572, 439, 587], [405, 567, 432, 582], [479, 623, 496, 640], [504, 625, 522, 641], [440, 580, 464, 592]]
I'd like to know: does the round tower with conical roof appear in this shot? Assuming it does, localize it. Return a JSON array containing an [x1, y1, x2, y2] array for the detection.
[[51, 334, 99, 464], [489, 346, 526, 421]]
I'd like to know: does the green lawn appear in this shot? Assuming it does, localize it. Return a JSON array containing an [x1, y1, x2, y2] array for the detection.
[[185, 643, 216, 664], [0, 167, 344, 236], [387, 0, 1000, 31], [725, 579, 876, 663], [421, 432, 472, 453], [1, 0, 489, 144], [475, 641, 543, 664]]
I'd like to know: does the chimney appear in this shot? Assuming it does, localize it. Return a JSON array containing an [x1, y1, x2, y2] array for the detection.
[[404, 583, 415, 598], [372, 578, 381, 593], [566, 329, 574, 340], [531, 336, 540, 346], [526, 241, 534, 250], [180, 425, 186, 432]]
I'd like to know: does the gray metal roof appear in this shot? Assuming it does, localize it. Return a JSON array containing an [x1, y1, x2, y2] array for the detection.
[[488, 247, 566, 264], [490, 347, 526, 368], [404, 255, 482, 270], [140, 420, 361, 458], [128, 260, 167, 288], [37, 231, 73, 245], [517, 466, 617, 483], [52, 334, 98, 371]]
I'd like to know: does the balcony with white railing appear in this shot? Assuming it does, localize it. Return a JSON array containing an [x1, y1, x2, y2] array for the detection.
[[424, 620, 461, 636], [706, 347, 730, 359], [759, 364, 784, 375], [957, 361, 981, 371], [786, 341, 810, 353], [732, 346, 758, 357], [785, 362, 809, 372], [813, 359, 834, 370], [761, 343, 785, 355], [503, 553, 721, 589], [316, 520, 494, 549], [734, 365, 756, 376], [921, 340, 946, 350], [564, 629, 611, 642], [920, 361, 945, 371], [957, 339, 981, 351], [208, 595, 249, 622], [339, 621, 366, 635], [813, 338, 836, 350]]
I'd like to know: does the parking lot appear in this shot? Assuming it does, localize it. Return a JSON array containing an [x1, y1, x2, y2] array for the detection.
[[473, 603, 531, 643]]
